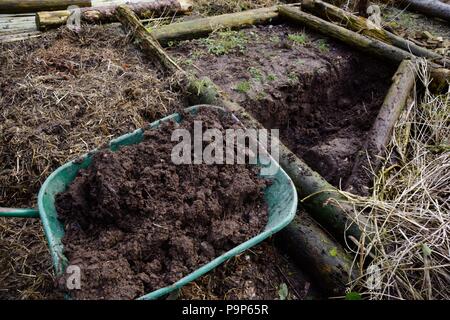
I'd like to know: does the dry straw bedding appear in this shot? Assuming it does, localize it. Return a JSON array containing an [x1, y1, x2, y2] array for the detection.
[[346, 61, 450, 300], [0, 25, 186, 299]]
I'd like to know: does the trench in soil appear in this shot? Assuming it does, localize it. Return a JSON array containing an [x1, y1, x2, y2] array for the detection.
[[168, 24, 398, 188]]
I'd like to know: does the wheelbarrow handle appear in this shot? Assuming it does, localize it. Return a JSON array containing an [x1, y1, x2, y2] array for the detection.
[[0, 207, 39, 218]]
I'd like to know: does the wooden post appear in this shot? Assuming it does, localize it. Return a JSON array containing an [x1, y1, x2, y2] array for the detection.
[[36, 0, 193, 31], [346, 60, 417, 195], [115, 4, 359, 294], [0, 0, 91, 14]]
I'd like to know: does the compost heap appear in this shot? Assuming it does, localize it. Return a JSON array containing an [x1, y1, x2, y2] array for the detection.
[[55, 108, 270, 299]]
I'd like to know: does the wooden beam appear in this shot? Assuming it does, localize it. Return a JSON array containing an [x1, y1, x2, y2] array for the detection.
[[346, 60, 417, 195], [0, 0, 91, 14], [36, 0, 193, 31], [276, 213, 358, 296], [280, 5, 414, 63], [302, 0, 449, 67], [380, 0, 450, 22], [151, 6, 280, 45], [279, 5, 449, 88]]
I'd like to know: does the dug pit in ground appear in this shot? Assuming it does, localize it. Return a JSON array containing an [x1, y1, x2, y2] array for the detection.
[[168, 24, 397, 188]]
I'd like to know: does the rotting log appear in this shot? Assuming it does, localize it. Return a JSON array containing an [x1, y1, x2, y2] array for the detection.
[[301, 0, 449, 67], [36, 0, 193, 31], [279, 5, 449, 90], [379, 0, 450, 22], [115, 4, 183, 74], [0, 0, 91, 14], [280, 5, 415, 63], [345, 60, 417, 195], [115, 5, 360, 294], [150, 6, 281, 45], [276, 212, 358, 296]]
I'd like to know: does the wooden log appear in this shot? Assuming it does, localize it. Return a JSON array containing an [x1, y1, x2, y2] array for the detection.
[[380, 0, 450, 22], [36, 0, 193, 31], [279, 5, 449, 86], [151, 6, 280, 45], [301, 0, 449, 67], [115, 4, 182, 74], [345, 60, 417, 195], [280, 5, 415, 63], [115, 5, 359, 293], [0, 0, 91, 14], [276, 212, 358, 296]]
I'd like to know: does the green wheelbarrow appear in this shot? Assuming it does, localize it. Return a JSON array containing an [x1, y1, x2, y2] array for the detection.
[[0, 105, 297, 300]]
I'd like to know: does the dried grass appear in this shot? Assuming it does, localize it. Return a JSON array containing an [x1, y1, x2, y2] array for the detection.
[[344, 59, 450, 300], [0, 25, 186, 299]]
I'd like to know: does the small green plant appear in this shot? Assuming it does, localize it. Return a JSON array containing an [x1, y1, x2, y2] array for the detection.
[[288, 72, 299, 84], [316, 39, 330, 52], [270, 35, 281, 44], [345, 292, 362, 300], [167, 40, 176, 47], [267, 74, 277, 81], [255, 91, 267, 100], [288, 33, 308, 45], [248, 67, 263, 82], [193, 79, 210, 95], [202, 30, 248, 56], [278, 283, 289, 300], [329, 247, 338, 257], [191, 49, 204, 60], [183, 59, 194, 66], [235, 80, 251, 93]]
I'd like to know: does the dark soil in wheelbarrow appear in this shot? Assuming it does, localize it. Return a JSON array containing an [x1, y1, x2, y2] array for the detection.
[[55, 108, 271, 300], [167, 24, 397, 188]]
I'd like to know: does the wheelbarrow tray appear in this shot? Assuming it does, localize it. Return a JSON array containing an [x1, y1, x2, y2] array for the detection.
[[37, 105, 298, 300]]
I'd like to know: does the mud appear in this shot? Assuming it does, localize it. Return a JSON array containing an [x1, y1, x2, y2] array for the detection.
[[168, 24, 397, 187], [55, 108, 270, 299]]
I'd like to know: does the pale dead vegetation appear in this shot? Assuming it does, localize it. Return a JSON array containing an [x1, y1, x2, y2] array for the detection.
[[343, 59, 450, 300], [0, 25, 185, 299]]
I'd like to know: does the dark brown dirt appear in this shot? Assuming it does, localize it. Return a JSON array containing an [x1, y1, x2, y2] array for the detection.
[[168, 24, 397, 187], [55, 108, 270, 300]]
